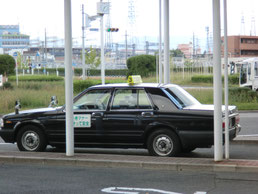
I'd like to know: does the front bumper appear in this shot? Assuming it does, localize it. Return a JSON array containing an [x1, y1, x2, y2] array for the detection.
[[0, 129, 15, 143]]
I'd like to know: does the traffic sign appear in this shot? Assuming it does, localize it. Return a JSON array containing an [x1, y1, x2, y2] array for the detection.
[[89, 28, 99, 31]]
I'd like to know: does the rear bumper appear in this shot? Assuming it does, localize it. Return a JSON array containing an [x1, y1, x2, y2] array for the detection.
[[228, 124, 241, 141], [179, 124, 241, 149]]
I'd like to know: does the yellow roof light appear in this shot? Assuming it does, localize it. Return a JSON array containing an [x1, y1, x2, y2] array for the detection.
[[128, 75, 142, 85]]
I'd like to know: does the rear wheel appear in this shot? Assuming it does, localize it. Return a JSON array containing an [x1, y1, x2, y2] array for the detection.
[[147, 129, 181, 157], [17, 125, 47, 152]]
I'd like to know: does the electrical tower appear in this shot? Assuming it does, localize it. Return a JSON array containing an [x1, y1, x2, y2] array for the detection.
[[250, 14, 256, 36], [205, 26, 210, 54], [240, 13, 246, 35], [128, 0, 137, 45]]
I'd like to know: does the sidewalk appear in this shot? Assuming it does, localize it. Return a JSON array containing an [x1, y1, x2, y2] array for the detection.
[[1, 138, 258, 173]]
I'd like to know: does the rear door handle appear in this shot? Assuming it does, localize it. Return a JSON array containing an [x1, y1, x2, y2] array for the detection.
[[141, 112, 154, 117]]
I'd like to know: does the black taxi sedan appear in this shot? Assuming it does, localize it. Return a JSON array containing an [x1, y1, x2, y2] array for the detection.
[[0, 83, 241, 157]]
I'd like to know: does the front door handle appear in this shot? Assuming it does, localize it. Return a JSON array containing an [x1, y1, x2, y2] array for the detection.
[[141, 112, 154, 117], [92, 112, 103, 117]]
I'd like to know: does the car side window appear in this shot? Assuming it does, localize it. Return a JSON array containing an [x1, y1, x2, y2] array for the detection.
[[138, 89, 152, 109], [146, 88, 176, 111], [112, 89, 137, 110], [73, 89, 111, 110], [111, 89, 152, 110]]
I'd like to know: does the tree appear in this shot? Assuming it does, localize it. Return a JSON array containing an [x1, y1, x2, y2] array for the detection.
[[0, 54, 15, 76], [127, 55, 156, 77], [84, 46, 101, 69], [170, 49, 184, 57]]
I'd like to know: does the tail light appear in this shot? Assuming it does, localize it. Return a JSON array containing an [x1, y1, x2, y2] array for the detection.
[[236, 115, 240, 124]]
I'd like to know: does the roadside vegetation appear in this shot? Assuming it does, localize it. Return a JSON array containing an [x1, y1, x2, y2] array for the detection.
[[0, 73, 258, 114], [0, 53, 257, 114]]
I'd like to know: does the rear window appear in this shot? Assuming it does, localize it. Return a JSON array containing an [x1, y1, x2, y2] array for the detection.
[[165, 86, 200, 108], [146, 88, 177, 111]]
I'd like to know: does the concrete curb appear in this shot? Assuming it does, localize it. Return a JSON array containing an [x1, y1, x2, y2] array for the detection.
[[1, 154, 258, 173], [233, 135, 258, 144]]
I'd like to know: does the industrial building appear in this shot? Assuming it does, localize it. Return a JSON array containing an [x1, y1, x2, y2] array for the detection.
[[222, 35, 258, 58], [0, 25, 30, 52]]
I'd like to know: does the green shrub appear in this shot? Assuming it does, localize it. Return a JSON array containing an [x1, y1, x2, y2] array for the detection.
[[18, 68, 128, 77], [0, 54, 15, 76], [229, 87, 258, 103], [191, 74, 239, 85], [3, 82, 13, 90], [127, 55, 156, 77], [17, 82, 43, 90], [191, 75, 213, 83], [228, 74, 239, 85], [73, 78, 127, 94], [74, 80, 102, 94], [8, 75, 63, 82]]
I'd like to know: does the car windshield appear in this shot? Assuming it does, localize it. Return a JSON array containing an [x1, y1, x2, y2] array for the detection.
[[165, 86, 200, 108]]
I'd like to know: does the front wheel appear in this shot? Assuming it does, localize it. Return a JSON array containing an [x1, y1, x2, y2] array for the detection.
[[147, 129, 181, 157], [17, 125, 47, 152]]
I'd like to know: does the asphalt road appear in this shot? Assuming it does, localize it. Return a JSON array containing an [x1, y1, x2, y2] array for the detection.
[[239, 112, 258, 135], [0, 163, 258, 194], [0, 111, 257, 160], [1, 142, 258, 160], [0, 112, 258, 194]]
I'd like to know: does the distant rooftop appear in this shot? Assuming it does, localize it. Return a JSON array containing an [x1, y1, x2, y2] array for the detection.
[[0, 25, 19, 29]]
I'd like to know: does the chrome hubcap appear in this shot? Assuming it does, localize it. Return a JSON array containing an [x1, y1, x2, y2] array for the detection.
[[22, 131, 39, 151], [153, 135, 173, 156]]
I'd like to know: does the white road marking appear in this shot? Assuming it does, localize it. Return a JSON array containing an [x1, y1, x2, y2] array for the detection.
[[101, 187, 181, 194], [101, 187, 207, 194]]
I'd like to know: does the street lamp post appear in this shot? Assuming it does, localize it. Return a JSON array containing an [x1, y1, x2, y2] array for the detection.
[[82, 4, 86, 80], [163, 0, 170, 84], [64, 0, 74, 157], [213, 0, 223, 162], [159, 0, 163, 83], [223, 0, 229, 160]]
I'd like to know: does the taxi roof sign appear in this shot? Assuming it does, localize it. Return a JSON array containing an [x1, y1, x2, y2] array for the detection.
[[128, 75, 142, 85]]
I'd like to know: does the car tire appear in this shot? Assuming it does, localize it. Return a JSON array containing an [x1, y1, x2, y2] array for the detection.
[[17, 125, 47, 152], [147, 129, 181, 157]]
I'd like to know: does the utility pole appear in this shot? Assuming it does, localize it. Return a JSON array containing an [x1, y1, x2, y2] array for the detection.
[[159, 0, 163, 83], [44, 29, 47, 74], [82, 4, 86, 80], [223, 0, 229, 160], [163, 0, 170, 84], [193, 33, 195, 58], [125, 31, 128, 65], [99, 0, 105, 85], [146, 41, 149, 55]]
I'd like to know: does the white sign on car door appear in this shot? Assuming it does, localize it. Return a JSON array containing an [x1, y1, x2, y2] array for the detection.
[[73, 114, 91, 128]]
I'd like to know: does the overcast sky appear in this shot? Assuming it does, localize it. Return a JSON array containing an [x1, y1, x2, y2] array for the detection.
[[0, 0, 257, 49]]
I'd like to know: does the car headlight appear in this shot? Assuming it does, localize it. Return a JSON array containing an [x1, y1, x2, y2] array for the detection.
[[0, 118, 3, 128]]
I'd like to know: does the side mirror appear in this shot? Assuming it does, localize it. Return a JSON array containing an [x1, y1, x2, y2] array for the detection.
[[49, 96, 58, 107], [15, 100, 21, 114]]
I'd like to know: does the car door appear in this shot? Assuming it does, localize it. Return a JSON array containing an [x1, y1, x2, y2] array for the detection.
[[103, 88, 155, 145], [52, 89, 112, 145], [72, 89, 112, 144]]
